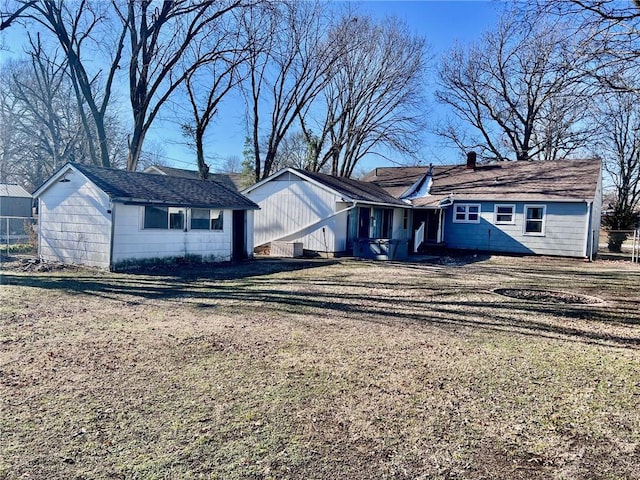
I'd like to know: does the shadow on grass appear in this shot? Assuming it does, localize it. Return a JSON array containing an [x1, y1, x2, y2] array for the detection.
[[3, 258, 640, 350]]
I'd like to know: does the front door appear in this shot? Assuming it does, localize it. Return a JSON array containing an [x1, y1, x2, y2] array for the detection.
[[358, 207, 371, 238], [232, 210, 246, 261]]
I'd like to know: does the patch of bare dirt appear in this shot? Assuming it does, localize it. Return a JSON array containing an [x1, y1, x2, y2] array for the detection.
[[494, 288, 605, 305]]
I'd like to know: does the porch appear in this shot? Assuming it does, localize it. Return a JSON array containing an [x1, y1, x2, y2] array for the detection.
[[411, 208, 445, 255]]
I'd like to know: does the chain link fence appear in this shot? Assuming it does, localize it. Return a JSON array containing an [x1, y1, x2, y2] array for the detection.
[[0, 216, 37, 251], [598, 229, 640, 262]]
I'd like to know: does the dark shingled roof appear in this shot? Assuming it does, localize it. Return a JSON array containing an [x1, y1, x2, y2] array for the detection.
[[70, 163, 258, 209], [291, 169, 406, 206], [146, 165, 243, 191], [362, 159, 601, 207]]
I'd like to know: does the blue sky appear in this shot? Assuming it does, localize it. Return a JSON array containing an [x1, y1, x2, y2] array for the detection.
[[157, 0, 503, 173], [0, 1, 502, 173]]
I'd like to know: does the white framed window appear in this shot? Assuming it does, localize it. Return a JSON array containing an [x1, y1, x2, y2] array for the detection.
[[168, 207, 185, 230], [453, 203, 481, 223], [143, 206, 168, 229], [494, 204, 515, 225], [142, 206, 186, 230], [191, 209, 224, 231], [524, 205, 546, 236]]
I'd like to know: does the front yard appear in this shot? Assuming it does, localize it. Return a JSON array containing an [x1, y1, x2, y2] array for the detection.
[[1, 255, 639, 479]]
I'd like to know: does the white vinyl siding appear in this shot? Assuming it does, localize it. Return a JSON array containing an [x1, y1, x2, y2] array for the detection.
[[111, 205, 234, 265], [247, 173, 346, 252], [38, 173, 111, 268]]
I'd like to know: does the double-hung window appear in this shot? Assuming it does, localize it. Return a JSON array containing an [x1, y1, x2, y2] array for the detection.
[[453, 204, 480, 223], [494, 204, 515, 225], [524, 205, 546, 235]]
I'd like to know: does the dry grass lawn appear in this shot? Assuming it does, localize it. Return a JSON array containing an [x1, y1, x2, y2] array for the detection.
[[1, 254, 639, 479]]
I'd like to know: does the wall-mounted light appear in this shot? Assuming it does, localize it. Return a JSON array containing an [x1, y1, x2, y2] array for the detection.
[[59, 171, 72, 183]]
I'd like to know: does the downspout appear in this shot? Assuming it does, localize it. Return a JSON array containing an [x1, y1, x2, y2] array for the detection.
[[109, 202, 116, 271], [583, 200, 593, 261], [37, 197, 42, 261]]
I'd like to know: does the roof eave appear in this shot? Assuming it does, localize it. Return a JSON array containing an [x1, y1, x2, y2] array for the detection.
[[450, 196, 593, 203], [113, 197, 259, 210]]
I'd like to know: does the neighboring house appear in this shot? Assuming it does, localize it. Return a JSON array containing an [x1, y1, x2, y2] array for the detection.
[[242, 168, 411, 259], [0, 183, 33, 245], [33, 163, 259, 270], [144, 165, 243, 192], [362, 154, 602, 259]]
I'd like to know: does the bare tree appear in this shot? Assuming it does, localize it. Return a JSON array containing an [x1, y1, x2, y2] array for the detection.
[[2, 0, 247, 172], [436, 11, 592, 162], [180, 11, 247, 179], [216, 154, 242, 174], [529, 1, 640, 93], [0, 43, 126, 189], [115, 0, 244, 171], [301, 14, 427, 177], [1, 0, 127, 168], [591, 90, 640, 250], [241, 0, 340, 181]]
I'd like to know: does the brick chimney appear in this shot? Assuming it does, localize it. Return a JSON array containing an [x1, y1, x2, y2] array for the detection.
[[466, 151, 477, 170]]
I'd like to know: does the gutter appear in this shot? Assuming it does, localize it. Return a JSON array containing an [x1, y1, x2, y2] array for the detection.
[[114, 197, 260, 210]]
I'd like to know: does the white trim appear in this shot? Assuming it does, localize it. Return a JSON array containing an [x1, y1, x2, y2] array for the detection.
[[583, 200, 592, 259], [452, 203, 481, 224], [523, 204, 546, 236], [32, 163, 84, 198], [242, 168, 346, 199], [494, 204, 516, 225]]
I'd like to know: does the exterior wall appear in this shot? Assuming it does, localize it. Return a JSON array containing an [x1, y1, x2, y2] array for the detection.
[[38, 175, 111, 268], [392, 207, 412, 242], [111, 205, 235, 266], [247, 175, 346, 252], [444, 201, 589, 257]]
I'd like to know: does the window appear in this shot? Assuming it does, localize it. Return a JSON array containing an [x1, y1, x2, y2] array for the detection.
[[190, 208, 224, 231], [144, 206, 168, 229], [143, 206, 185, 230], [494, 204, 515, 225], [524, 205, 546, 235], [169, 208, 185, 230], [453, 204, 480, 223], [211, 210, 223, 231], [371, 208, 393, 238], [403, 209, 409, 230], [190, 208, 211, 230]]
